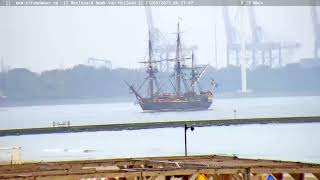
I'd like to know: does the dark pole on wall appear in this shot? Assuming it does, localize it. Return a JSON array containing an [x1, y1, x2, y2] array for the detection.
[[184, 124, 194, 156], [184, 124, 187, 156]]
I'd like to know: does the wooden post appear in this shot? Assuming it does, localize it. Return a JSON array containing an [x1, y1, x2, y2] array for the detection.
[[252, 174, 262, 180], [244, 168, 251, 180], [184, 124, 187, 156], [156, 175, 166, 180], [221, 174, 232, 180], [211, 174, 222, 180], [189, 173, 199, 180], [289, 173, 304, 180], [232, 174, 243, 180], [313, 174, 320, 180], [272, 174, 283, 180], [181, 175, 189, 180]]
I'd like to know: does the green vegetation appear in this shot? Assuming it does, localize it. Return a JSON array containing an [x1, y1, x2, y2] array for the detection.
[[0, 63, 319, 100]]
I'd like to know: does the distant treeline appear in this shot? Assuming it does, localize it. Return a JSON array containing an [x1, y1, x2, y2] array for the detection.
[[0, 63, 319, 100]]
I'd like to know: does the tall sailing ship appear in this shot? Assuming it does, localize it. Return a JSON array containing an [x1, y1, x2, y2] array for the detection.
[[125, 24, 216, 111]]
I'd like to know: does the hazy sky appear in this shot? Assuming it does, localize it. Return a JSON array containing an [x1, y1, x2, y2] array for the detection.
[[0, 6, 316, 72]]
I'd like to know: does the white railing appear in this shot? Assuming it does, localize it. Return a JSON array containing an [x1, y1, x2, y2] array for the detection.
[[52, 121, 71, 127], [0, 147, 22, 165]]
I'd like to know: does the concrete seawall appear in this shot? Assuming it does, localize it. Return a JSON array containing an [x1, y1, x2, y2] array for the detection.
[[0, 116, 319, 137]]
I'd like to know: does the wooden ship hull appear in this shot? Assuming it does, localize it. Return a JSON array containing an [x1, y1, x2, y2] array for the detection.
[[126, 23, 216, 112], [139, 94, 212, 111]]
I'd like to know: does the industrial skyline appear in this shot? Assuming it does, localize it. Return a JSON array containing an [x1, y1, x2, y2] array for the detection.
[[0, 6, 316, 72]]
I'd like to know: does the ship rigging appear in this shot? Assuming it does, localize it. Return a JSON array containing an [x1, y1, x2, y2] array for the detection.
[[125, 23, 216, 111]]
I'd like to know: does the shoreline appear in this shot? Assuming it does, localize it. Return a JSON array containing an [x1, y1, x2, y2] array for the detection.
[[0, 91, 319, 108]]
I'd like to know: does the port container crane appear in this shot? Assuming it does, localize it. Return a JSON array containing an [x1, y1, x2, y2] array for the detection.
[[247, 6, 300, 67], [311, 6, 320, 58], [222, 6, 241, 67]]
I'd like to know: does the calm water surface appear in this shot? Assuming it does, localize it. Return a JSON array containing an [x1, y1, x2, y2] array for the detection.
[[0, 96, 319, 163], [0, 123, 319, 163], [0, 96, 319, 129]]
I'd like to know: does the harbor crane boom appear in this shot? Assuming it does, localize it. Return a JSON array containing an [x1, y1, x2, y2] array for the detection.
[[247, 6, 300, 67], [311, 6, 320, 58], [223, 6, 241, 66]]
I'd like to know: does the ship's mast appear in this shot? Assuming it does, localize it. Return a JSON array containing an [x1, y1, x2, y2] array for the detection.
[[175, 23, 182, 97], [147, 31, 155, 99], [191, 51, 196, 93]]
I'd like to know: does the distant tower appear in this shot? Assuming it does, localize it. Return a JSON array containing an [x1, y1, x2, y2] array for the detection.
[[311, 6, 320, 58], [0, 57, 6, 96], [1, 57, 4, 72], [214, 23, 218, 68]]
